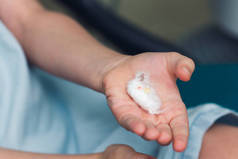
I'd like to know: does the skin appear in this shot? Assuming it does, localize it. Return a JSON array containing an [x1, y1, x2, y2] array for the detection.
[[102, 145, 156, 159], [0, 0, 196, 158], [0, 145, 156, 159], [199, 124, 238, 159], [0, 148, 101, 159]]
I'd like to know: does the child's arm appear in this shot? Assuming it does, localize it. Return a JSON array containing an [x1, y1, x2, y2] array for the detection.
[[0, 0, 125, 92], [0, 148, 100, 159], [0, 145, 154, 159], [0, 0, 195, 152]]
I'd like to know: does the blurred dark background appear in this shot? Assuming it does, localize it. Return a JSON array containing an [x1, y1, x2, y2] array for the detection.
[[38, 0, 238, 110], [39, 0, 238, 64], [39, 0, 211, 43]]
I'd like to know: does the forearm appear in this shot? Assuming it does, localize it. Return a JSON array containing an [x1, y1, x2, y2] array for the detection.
[[0, 147, 101, 159], [0, 0, 127, 92]]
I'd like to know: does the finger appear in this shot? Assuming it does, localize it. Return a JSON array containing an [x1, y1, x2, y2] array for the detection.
[[170, 115, 189, 152], [175, 56, 195, 82], [110, 144, 156, 159], [168, 52, 195, 82], [120, 115, 146, 136], [157, 123, 172, 145], [132, 152, 157, 159], [143, 122, 159, 141], [129, 148, 157, 159]]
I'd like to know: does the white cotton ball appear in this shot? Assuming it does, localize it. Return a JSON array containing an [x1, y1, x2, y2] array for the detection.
[[127, 72, 162, 114]]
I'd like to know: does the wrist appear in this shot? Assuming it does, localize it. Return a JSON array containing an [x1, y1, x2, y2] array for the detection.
[[97, 51, 131, 93]]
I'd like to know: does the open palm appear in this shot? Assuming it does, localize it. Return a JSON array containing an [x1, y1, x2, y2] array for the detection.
[[103, 52, 195, 152]]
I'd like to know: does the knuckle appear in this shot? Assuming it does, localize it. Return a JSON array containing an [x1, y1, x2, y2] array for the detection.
[[104, 144, 126, 156], [186, 57, 195, 67], [169, 52, 181, 57], [112, 145, 133, 155], [170, 116, 187, 129], [169, 52, 195, 69], [105, 144, 117, 152]]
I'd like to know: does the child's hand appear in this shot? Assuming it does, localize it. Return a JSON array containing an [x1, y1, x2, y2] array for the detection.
[[101, 144, 156, 159], [102, 52, 195, 152]]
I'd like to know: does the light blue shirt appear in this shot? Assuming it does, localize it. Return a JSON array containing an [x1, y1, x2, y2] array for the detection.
[[0, 20, 157, 155]]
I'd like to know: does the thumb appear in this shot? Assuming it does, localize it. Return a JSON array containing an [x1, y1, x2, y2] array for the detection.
[[106, 144, 156, 159], [124, 146, 156, 159], [167, 52, 195, 82], [131, 152, 157, 159]]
